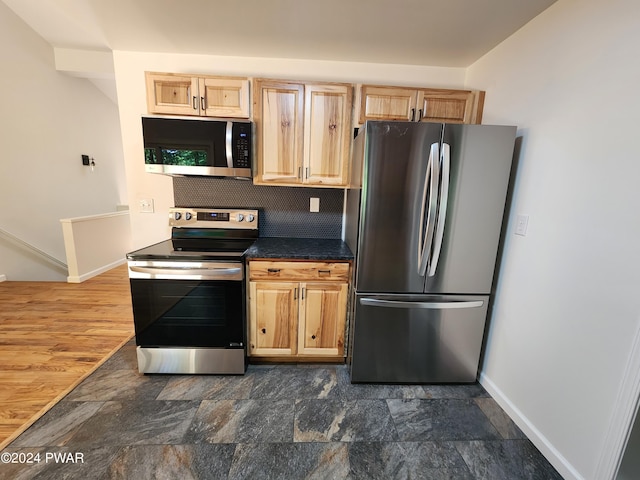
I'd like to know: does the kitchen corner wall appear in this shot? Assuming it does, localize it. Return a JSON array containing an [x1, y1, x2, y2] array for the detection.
[[173, 178, 343, 239], [112, 51, 467, 249]]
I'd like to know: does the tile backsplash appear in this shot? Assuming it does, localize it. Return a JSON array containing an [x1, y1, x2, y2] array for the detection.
[[173, 177, 344, 239]]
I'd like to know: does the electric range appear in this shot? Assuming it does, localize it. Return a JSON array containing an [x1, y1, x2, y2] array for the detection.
[[126, 207, 258, 374]]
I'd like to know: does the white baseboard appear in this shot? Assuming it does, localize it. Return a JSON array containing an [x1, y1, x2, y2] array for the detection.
[[0, 274, 6, 282], [479, 372, 584, 480], [66, 258, 126, 283]]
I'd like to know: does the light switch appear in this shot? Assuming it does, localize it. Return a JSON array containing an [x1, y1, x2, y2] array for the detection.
[[310, 197, 320, 213], [515, 214, 529, 236]]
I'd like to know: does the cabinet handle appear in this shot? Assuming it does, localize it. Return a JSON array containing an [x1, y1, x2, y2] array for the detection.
[[305, 167, 309, 179], [192, 96, 197, 110], [294, 288, 298, 300], [410, 108, 416, 122], [267, 268, 281, 275], [261, 328, 266, 334], [318, 269, 331, 275], [418, 108, 423, 121], [201, 96, 206, 111], [298, 167, 302, 179], [302, 287, 305, 300], [311, 335, 316, 340]]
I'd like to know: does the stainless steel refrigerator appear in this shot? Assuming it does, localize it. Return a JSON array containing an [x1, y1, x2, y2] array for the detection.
[[345, 121, 516, 383]]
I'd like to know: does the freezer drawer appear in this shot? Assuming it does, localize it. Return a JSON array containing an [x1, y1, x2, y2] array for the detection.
[[350, 293, 489, 383]]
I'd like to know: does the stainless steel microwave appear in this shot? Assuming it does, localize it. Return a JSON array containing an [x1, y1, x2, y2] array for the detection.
[[142, 117, 252, 178]]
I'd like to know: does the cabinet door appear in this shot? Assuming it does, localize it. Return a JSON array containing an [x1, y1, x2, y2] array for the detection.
[[145, 72, 199, 115], [249, 281, 298, 356], [200, 77, 250, 118], [358, 85, 418, 123], [304, 84, 352, 186], [298, 282, 347, 356], [416, 89, 483, 124], [254, 80, 304, 184]]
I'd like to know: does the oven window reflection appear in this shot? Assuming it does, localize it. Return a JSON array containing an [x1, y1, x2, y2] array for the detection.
[[131, 279, 244, 348]]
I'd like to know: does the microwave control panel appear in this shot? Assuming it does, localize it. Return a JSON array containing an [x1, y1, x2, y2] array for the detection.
[[233, 124, 251, 169]]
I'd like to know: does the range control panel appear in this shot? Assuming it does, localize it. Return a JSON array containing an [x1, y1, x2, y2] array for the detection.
[[169, 208, 258, 230]]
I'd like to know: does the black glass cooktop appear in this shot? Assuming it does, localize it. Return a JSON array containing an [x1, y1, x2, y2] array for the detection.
[[126, 238, 255, 261]]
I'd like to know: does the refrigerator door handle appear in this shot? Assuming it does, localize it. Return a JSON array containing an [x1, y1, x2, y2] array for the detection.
[[359, 298, 484, 309], [428, 142, 451, 277], [418, 142, 440, 276]]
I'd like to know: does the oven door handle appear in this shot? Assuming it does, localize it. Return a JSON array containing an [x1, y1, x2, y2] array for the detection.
[[129, 265, 243, 280]]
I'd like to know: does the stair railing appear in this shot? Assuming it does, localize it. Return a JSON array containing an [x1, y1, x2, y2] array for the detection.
[[0, 227, 68, 273]]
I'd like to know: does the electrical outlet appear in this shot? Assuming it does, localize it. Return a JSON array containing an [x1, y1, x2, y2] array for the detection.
[[138, 198, 154, 213], [515, 214, 529, 236], [310, 197, 320, 213]]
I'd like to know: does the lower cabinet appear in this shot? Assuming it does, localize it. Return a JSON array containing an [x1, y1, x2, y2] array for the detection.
[[248, 261, 349, 360]]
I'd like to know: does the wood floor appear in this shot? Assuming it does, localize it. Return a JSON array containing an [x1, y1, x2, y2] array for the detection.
[[0, 264, 134, 450]]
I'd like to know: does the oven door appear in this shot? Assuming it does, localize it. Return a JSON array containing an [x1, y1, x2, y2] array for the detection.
[[128, 261, 245, 349]]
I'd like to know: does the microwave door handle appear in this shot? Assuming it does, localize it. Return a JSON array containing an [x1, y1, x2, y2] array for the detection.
[[225, 121, 234, 169], [428, 142, 450, 277]]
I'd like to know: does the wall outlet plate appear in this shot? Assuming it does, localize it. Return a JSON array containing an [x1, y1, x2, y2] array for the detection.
[[81, 154, 90, 166], [515, 214, 529, 236], [138, 198, 154, 213]]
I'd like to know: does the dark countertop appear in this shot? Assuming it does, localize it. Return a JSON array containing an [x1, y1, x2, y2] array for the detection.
[[244, 237, 353, 261]]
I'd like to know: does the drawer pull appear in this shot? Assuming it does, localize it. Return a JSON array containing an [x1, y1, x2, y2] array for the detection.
[[267, 268, 281, 274], [311, 335, 316, 340], [318, 269, 331, 275], [261, 328, 266, 334]]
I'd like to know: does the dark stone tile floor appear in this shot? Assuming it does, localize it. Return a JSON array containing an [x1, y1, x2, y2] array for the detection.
[[0, 342, 563, 479]]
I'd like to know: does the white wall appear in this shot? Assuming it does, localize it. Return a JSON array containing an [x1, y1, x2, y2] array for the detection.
[[112, 51, 467, 249], [0, 2, 127, 281], [466, 0, 640, 478]]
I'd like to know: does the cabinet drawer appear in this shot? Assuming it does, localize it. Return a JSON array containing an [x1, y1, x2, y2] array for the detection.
[[249, 261, 349, 281]]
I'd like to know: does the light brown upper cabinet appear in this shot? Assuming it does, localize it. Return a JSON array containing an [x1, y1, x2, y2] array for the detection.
[[145, 72, 250, 118], [253, 79, 353, 187], [358, 85, 484, 125]]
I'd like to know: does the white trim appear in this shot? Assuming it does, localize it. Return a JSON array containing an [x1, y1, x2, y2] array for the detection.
[[479, 372, 584, 480], [594, 320, 640, 479], [60, 210, 129, 224], [66, 258, 126, 283]]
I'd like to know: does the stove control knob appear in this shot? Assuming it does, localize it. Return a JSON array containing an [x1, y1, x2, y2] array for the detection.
[[174, 212, 182, 221], [237, 214, 245, 222], [185, 212, 192, 221], [247, 214, 255, 222]]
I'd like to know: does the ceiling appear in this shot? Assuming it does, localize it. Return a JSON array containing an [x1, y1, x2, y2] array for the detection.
[[3, 0, 556, 68]]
